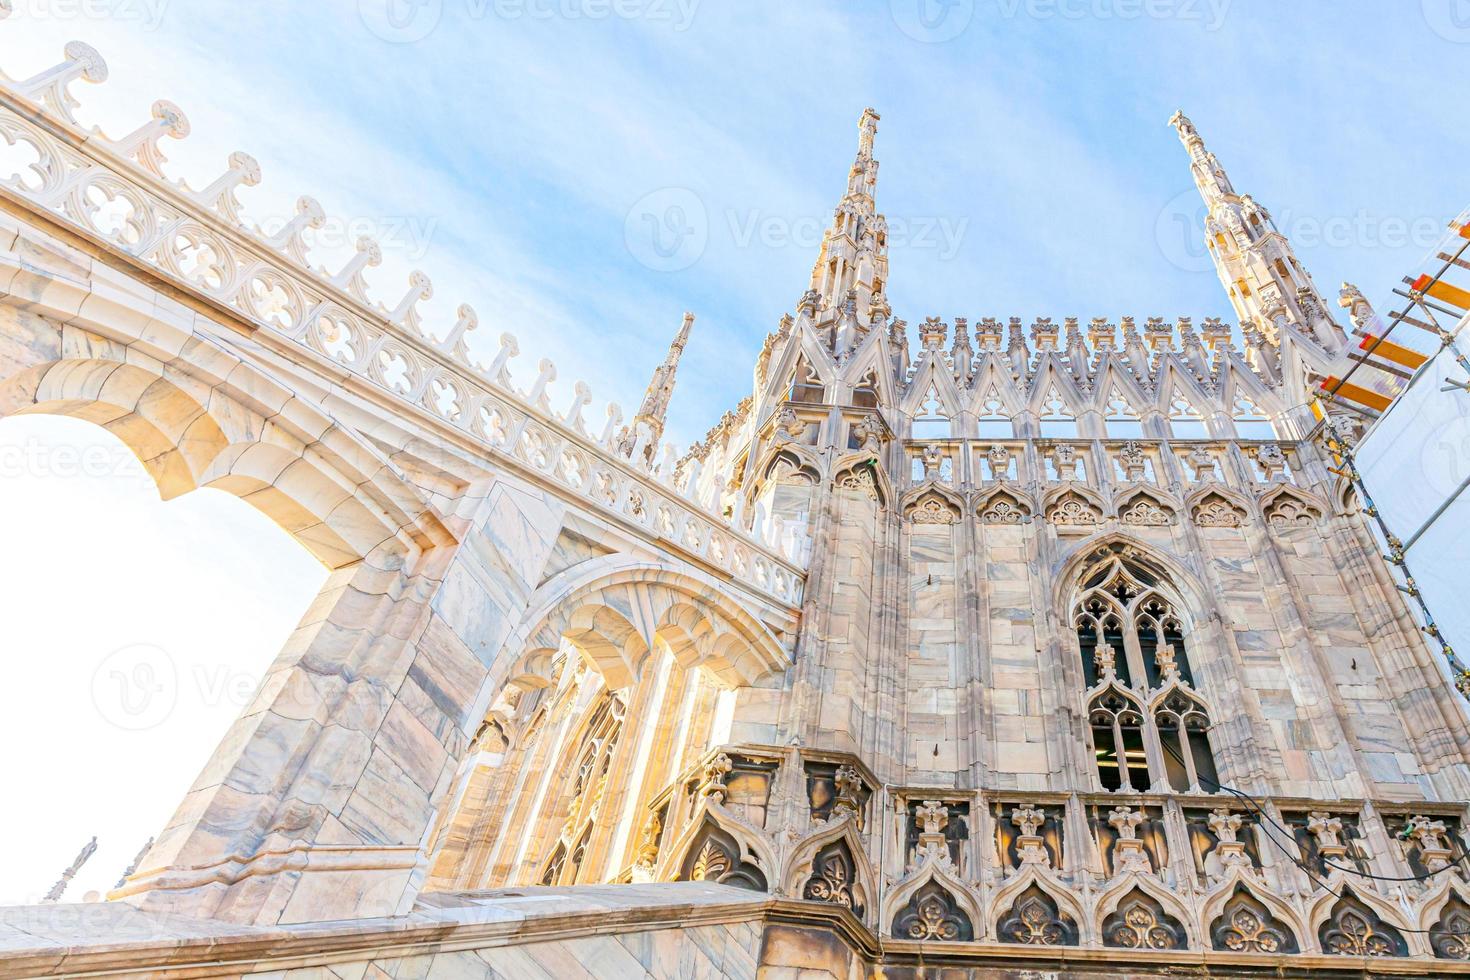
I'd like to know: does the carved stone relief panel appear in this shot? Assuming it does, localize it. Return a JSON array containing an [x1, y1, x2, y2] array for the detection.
[[996, 884, 1078, 946], [891, 880, 974, 942]]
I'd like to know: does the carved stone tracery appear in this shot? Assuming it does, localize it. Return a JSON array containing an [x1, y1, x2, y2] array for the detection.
[[996, 885, 1077, 946], [1318, 892, 1408, 957], [1102, 889, 1188, 950], [892, 880, 973, 942], [1209, 886, 1297, 953], [801, 838, 864, 918]]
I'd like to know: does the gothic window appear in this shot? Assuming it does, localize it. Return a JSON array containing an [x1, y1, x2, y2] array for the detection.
[[1210, 886, 1298, 953], [1154, 689, 1218, 792], [537, 694, 624, 886], [1072, 555, 1220, 794], [789, 357, 825, 404], [1089, 688, 1150, 792]]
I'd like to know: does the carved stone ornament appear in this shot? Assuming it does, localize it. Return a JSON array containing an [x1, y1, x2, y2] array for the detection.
[[1318, 892, 1408, 957], [1406, 815, 1456, 873], [854, 416, 883, 452], [700, 752, 733, 802], [1051, 443, 1081, 480], [834, 764, 864, 822], [1206, 807, 1253, 872], [1254, 443, 1287, 481], [909, 493, 957, 525], [1047, 492, 1102, 526], [801, 838, 864, 918], [1192, 492, 1243, 528], [891, 880, 973, 942], [1210, 886, 1298, 953], [1306, 811, 1347, 859], [1108, 807, 1153, 875], [1186, 446, 1219, 482], [1118, 441, 1149, 482], [997, 885, 1078, 946], [773, 407, 804, 443], [986, 443, 1011, 477], [920, 443, 943, 481], [680, 820, 767, 892], [1430, 896, 1470, 960], [1119, 495, 1172, 526], [837, 466, 880, 502], [1264, 492, 1321, 529], [1102, 889, 1188, 950], [1011, 805, 1046, 838], [1010, 805, 1051, 868], [634, 811, 662, 870], [980, 491, 1029, 525]]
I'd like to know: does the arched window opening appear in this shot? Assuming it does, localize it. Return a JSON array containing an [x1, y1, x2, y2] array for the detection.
[[1104, 389, 1144, 439], [789, 358, 826, 404], [1167, 395, 1209, 440], [1154, 690, 1216, 792], [1231, 394, 1276, 440], [1089, 690, 1150, 793], [537, 692, 625, 886], [976, 392, 1013, 439], [1038, 388, 1077, 438], [852, 369, 880, 409], [1073, 554, 1218, 794], [911, 387, 951, 440]]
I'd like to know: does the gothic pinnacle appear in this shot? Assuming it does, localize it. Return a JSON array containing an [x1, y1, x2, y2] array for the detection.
[[619, 311, 695, 463]]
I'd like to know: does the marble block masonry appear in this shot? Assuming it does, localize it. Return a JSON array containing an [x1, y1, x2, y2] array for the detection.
[[2, 33, 1470, 980]]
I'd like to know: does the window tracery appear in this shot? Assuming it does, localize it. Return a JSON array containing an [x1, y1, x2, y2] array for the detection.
[[1072, 555, 1219, 793]]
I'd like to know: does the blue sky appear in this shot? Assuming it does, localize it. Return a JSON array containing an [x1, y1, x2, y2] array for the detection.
[[7, 1, 1466, 447], [1, 0, 1468, 902]]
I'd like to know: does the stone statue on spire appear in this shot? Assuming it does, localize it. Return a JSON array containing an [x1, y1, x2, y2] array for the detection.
[[805, 108, 890, 359], [1169, 109, 1343, 355]]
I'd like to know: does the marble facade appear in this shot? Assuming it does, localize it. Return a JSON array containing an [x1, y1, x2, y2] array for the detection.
[[2, 39, 1470, 979]]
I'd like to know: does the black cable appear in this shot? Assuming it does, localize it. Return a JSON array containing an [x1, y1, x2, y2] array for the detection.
[[1159, 738, 1469, 881], [1155, 738, 1470, 939]]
